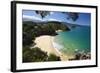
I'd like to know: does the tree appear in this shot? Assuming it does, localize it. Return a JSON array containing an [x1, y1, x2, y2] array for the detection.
[[67, 12, 79, 21], [35, 11, 50, 19], [23, 47, 48, 62], [47, 53, 61, 61], [23, 46, 61, 62], [23, 32, 33, 46], [35, 11, 79, 22], [62, 12, 79, 21]]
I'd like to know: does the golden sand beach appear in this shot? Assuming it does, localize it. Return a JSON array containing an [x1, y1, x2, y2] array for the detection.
[[34, 35, 70, 61]]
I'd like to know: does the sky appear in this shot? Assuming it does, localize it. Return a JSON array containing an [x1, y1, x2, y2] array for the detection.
[[22, 10, 91, 26]]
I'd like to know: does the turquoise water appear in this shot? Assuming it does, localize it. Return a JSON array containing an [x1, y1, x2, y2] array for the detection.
[[54, 26, 91, 56]]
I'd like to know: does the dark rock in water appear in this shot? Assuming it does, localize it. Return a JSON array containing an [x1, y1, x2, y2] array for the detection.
[[86, 53, 91, 59], [81, 54, 87, 60], [68, 50, 91, 61], [75, 53, 81, 60]]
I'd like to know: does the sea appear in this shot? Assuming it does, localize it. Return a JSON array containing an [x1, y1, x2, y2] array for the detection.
[[53, 26, 91, 56]]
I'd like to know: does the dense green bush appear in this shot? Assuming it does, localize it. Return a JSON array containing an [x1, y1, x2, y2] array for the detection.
[[23, 47, 61, 62], [23, 47, 47, 62], [47, 53, 61, 61]]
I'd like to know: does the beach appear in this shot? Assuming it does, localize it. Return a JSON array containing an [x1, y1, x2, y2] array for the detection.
[[34, 35, 69, 61]]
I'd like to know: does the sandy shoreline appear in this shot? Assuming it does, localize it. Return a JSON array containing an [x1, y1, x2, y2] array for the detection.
[[33, 35, 69, 61]]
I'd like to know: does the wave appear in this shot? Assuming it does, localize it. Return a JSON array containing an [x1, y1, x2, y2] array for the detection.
[[52, 42, 64, 50]]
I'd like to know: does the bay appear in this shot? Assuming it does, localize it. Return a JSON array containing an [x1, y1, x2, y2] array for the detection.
[[54, 26, 91, 56]]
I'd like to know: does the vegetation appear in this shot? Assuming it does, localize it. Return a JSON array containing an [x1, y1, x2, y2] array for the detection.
[[35, 11, 50, 19], [47, 54, 61, 61], [23, 21, 69, 62], [22, 11, 80, 62], [23, 46, 47, 62], [35, 11, 79, 22], [47, 21, 70, 31], [63, 12, 79, 21], [23, 46, 61, 62], [23, 21, 70, 37]]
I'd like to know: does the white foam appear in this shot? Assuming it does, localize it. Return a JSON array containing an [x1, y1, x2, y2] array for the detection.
[[53, 42, 63, 49], [52, 42, 63, 55]]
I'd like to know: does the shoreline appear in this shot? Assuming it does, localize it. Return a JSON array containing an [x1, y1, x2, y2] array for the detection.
[[51, 36, 75, 60], [50, 37, 62, 55], [33, 35, 69, 61]]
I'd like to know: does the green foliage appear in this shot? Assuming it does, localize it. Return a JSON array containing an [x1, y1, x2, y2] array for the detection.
[[35, 11, 50, 19], [23, 48, 33, 62], [67, 12, 79, 21], [47, 21, 70, 31], [23, 21, 70, 36], [23, 21, 70, 46], [22, 11, 80, 62], [23, 32, 34, 46], [23, 22, 37, 46], [47, 54, 61, 61], [31, 47, 48, 62], [23, 46, 47, 62], [22, 21, 69, 62], [62, 12, 79, 21], [23, 47, 61, 62], [35, 11, 79, 22]]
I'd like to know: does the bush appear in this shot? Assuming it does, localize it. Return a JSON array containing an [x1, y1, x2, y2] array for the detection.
[[23, 47, 61, 62], [23, 47, 48, 62], [47, 53, 61, 61]]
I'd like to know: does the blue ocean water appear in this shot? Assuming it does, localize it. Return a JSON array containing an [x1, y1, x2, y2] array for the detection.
[[54, 26, 91, 56]]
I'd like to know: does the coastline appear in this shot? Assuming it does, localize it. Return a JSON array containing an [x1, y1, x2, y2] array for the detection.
[[33, 35, 69, 61]]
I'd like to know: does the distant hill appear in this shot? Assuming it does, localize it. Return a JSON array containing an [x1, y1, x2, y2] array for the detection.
[[23, 20, 80, 30], [23, 17, 89, 27]]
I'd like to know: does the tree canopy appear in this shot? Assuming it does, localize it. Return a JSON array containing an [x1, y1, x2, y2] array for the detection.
[[35, 11, 50, 19], [35, 11, 79, 22]]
